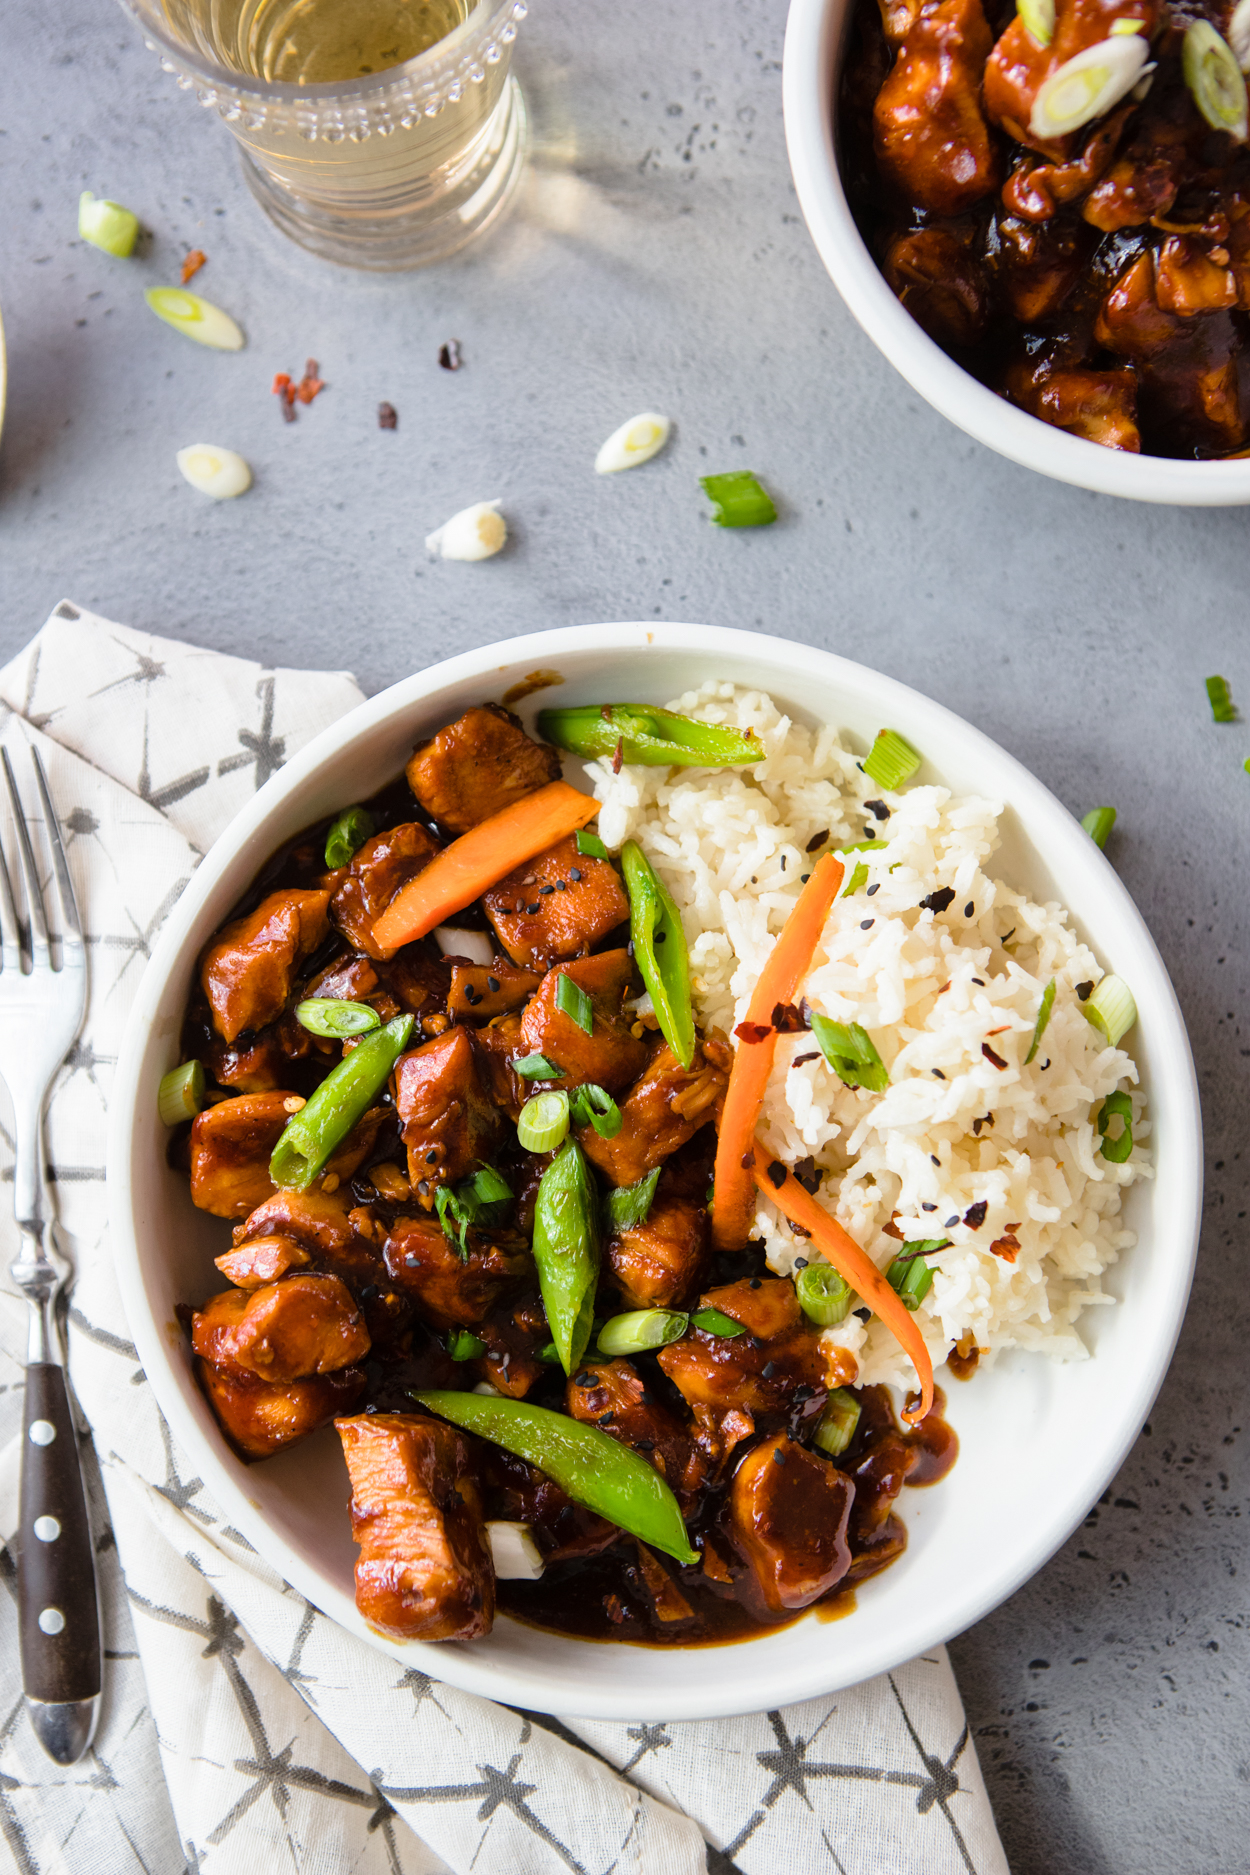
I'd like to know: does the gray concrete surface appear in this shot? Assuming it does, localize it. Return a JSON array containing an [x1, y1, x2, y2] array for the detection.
[[2, 0, 1247, 1867]]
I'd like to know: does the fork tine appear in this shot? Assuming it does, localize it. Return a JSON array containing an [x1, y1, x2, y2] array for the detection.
[[30, 746, 84, 950], [1, 746, 50, 967], [0, 834, 21, 974]]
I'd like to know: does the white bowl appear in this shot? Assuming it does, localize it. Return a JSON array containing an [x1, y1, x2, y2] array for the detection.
[[109, 622, 1202, 1720], [783, 0, 1250, 505]]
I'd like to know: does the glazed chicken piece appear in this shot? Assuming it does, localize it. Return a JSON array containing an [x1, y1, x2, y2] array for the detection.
[[483, 835, 629, 970], [236, 1186, 384, 1285], [984, 0, 1157, 159], [200, 889, 331, 1043], [469, 1295, 551, 1398], [336, 1413, 495, 1639], [203, 1011, 313, 1093], [565, 1359, 707, 1511], [305, 953, 380, 1003], [1155, 236, 1237, 317], [447, 957, 543, 1022], [1096, 252, 1248, 453], [518, 951, 648, 1092], [883, 229, 990, 347], [471, 1014, 529, 1122], [606, 1191, 711, 1310], [730, 1433, 855, 1616], [873, 0, 1000, 215], [384, 1213, 531, 1330], [189, 1091, 293, 1218], [993, 215, 1092, 323], [196, 1358, 365, 1460], [1001, 104, 1132, 223], [580, 1038, 730, 1186], [1003, 357, 1141, 450], [406, 704, 561, 835], [192, 1272, 370, 1381], [394, 1025, 505, 1190], [1094, 252, 1185, 357], [215, 1233, 312, 1288], [1082, 147, 1181, 233], [657, 1278, 828, 1416], [482, 1445, 621, 1564], [330, 822, 440, 962]]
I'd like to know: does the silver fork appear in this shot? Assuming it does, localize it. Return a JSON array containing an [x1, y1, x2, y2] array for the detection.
[[0, 745, 100, 1765]]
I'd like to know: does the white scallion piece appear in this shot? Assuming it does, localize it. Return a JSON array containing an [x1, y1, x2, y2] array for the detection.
[[1183, 21, 1248, 138], [594, 411, 671, 474], [1231, 0, 1250, 71], [176, 444, 252, 500], [1109, 16, 1145, 30], [78, 191, 139, 258], [425, 500, 506, 561], [486, 1521, 545, 1580], [1084, 975, 1137, 1047], [1029, 35, 1153, 139], [145, 286, 245, 351], [1017, 0, 1054, 49], [433, 925, 494, 964]]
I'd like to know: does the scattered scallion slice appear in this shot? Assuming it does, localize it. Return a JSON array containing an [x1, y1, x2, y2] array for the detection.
[[813, 1387, 862, 1458], [886, 1245, 941, 1310], [1184, 21, 1248, 138], [569, 1082, 622, 1138], [434, 1166, 514, 1259], [513, 1052, 563, 1080], [518, 1090, 571, 1153], [448, 1329, 488, 1361], [176, 444, 252, 500], [158, 1059, 205, 1126], [1084, 975, 1137, 1047], [425, 500, 506, 561], [1231, 0, 1250, 71], [862, 729, 921, 791], [575, 828, 609, 859], [555, 972, 594, 1035], [1206, 675, 1238, 723], [810, 1014, 890, 1093], [795, 1261, 853, 1326], [595, 412, 671, 474], [1017, 0, 1054, 44], [295, 998, 381, 1039], [604, 1167, 662, 1232], [596, 1309, 688, 1356], [324, 805, 374, 869], [1096, 1088, 1135, 1163], [1081, 807, 1116, 848], [690, 1306, 747, 1338], [843, 862, 869, 896], [78, 191, 140, 257], [1024, 978, 1056, 1065], [700, 471, 777, 527], [1029, 34, 1152, 139], [145, 286, 245, 351]]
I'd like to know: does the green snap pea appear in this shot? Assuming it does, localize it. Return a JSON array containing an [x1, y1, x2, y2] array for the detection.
[[537, 703, 761, 769], [621, 840, 695, 1070], [269, 1013, 413, 1191], [532, 1140, 600, 1374], [324, 805, 375, 870], [413, 1391, 699, 1566]]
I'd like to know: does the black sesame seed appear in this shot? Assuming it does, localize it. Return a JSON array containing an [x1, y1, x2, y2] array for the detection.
[[526, 902, 540, 915], [971, 977, 985, 986], [800, 873, 811, 883], [655, 930, 666, 943], [865, 799, 890, 820], [426, 1150, 438, 1164], [780, 855, 787, 870], [598, 1411, 615, 1424], [555, 880, 567, 891], [805, 830, 829, 852], [794, 1257, 809, 1269], [487, 976, 500, 992], [944, 1215, 959, 1228], [569, 867, 582, 881], [464, 985, 481, 1005], [539, 883, 555, 896], [773, 1447, 787, 1466], [750, 875, 758, 885], [931, 1154, 941, 1166], [860, 919, 874, 930], [1076, 980, 1094, 1001], [964, 903, 975, 917], [634, 1439, 655, 1451], [932, 1068, 946, 1079], [574, 1371, 597, 1387], [866, 883, 880, 896], [360, 1284, 379, 1301], [749, 1276, 762, 1289], [762, 1360, 776, 1378], [921, 1202, 937, 1212]]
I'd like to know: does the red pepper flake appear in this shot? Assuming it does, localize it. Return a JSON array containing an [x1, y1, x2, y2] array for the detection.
[[963, 1200, 988, 1230], [611, 736, 624, 774], [770, 1001, 806, 1033], [882, 1216, 905, 1240], [982, 1042, 1008, 1070], [272, 372, 298, 422], [377, 401, 398, 430], [734, 1020, 773, 1044], [295, 359, 325, 404], [739, 1148, 756, 1170], [990, 1225, 1021, 1263], [439, 338, 462, 370], [180, 248, 207, 285], [986, 1024, 1010, 1036], [766, 1159, 787, 1189]]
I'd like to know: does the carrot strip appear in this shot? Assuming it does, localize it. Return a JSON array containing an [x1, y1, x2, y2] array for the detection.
[[371, 781, 599, 954], [752, 1155, 934, 1424], [710, 851, 845, 1251]]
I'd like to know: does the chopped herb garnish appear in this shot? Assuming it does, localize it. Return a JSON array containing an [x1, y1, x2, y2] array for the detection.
[[862, 729, 921, 791], [1024, 979, 1056, 1064], [448, 1329, 487, 1361], [569, 1082, 622, 1138], [575, 828, 609, 858], [79, 191, 139, 257], [1081, 807, 1116, 848], [690, 1307, 747, 1338], [435, 1167, 513, 1259], [1084, 975, 1137, 1047], [810, 1014, 890, 1092], [555, 972, 594, 1034], [1206, 674, 1238, 723], [886, 1243, 945, 1310], [604, 1166, 661, 1233], [513, 1053, 562, 1080], [700, 470, 777, 527], [324, 805, 374, 870], [1096, 1088, 1135, 1162]]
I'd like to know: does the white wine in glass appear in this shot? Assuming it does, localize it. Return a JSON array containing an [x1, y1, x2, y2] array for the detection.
[[163, 0, 471, 83]]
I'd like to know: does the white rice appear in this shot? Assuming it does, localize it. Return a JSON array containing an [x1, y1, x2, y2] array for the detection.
[[588, 681, 1150, 1396]]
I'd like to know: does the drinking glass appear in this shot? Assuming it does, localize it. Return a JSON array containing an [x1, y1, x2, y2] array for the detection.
[[117, 0, 530, 271]]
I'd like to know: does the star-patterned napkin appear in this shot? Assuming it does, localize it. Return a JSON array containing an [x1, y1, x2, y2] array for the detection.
[[0, 602, 1010, 1875]]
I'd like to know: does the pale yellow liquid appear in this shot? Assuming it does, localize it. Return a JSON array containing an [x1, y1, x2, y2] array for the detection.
[[165, 0, 470, 82]]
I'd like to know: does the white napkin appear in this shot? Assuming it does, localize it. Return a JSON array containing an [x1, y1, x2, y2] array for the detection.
[[0, 602, 1010, 1875]]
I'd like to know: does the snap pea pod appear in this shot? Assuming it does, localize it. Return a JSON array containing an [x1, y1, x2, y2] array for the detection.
[[532, 1140, 600, 1374], [412, 1391, 699, 1566], [537, 703, 761, 769], [620, 840, 695, 1070], [269, 1013, 413, 1191]]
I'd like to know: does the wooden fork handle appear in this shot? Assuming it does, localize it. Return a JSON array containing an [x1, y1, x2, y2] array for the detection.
[[19, 1362, 101, 1706]]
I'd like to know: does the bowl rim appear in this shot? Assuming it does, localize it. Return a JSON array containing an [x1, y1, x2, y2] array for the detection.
[[781, 0, 1250, 506], [108, 620, 1203, 1719]]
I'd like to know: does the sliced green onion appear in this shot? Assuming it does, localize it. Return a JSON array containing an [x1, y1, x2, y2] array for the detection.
[[700, 471, 777, 528], [843, 862, 869, 896], [1096, 1088, 1135, 1163], [1109, 14, 1145, 30], [176, 443, 252, 501], [1184, 21, 1248, 137], [1081, 807, 1117, 848], [469, 1166, 512, 1206], [539, 705, 761, 770], [517, 1090, 571, 1153], [813, 1388, 862, 1458], [1017, 0, 1054, 45], [295, 998, 381, 1039], [690, 1306, 747, 1338], [324, 806, 375, 869], [810, 1014, 890, 1093], [1084, 975, 1137, 1047], [795, 1260, 853, 1326], [862, 729, 921, 791], [144, 286, 245, 351], [435, 1165, 514, 1259], [1231, 0, 1250, 71], [569, 1082, 622, 1138], [513, 1052, 563, 1080], [886, 1245, 939, 1311], [621, 840, 696, 1069], [1024, 978, 1056, 1065], [555, 972, 594, 1035], [78, 191, 139, 257], [1206, 675, 1238, 723], [448, 1329, 488, 1361], [1030, 34, 1152, 139], [536, 1341, 562, 1363], [270, 1013, 413, 1191], [576, 828, 610, 858], [604, 1166, 661, 1232], [596, 1309, 688, 1357], [158, 1059, 205, 1126]]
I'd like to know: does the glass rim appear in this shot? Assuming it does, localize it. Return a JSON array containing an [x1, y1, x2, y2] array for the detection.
[[118, 0, 525, 107]]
